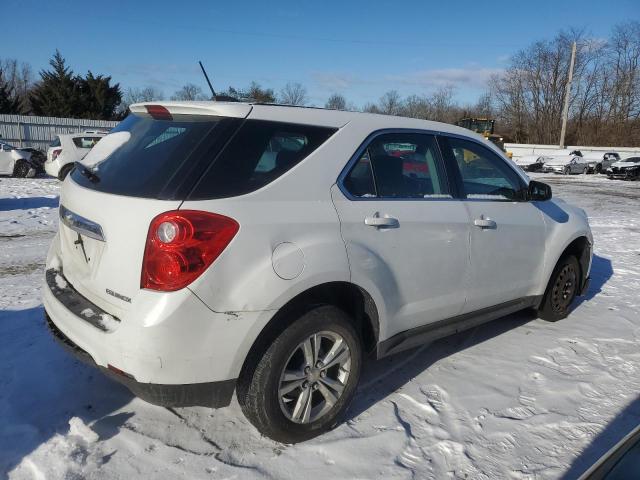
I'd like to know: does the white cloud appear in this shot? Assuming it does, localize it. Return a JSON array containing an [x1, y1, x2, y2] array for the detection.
[[311, 66, 503, 95], [384, 67, 504, 90]]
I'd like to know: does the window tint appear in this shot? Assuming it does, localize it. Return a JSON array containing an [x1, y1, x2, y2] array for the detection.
[[604, 438, 640, 479], [343, 133, 450, 199], [189, 120, 336, 199], [50, 136, 61, 148], [71, 114, 241, 199], [344, 150, 376, 197], [441, 136, 525, 201]]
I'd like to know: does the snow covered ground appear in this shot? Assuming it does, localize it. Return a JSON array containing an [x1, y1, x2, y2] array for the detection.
[[1, 173, 639, 479]]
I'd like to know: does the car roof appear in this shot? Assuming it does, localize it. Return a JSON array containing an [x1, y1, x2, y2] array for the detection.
[[129, 101, 480, 137]]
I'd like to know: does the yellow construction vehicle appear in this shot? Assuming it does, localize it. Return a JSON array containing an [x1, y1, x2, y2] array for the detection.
[[455, 118, 512, 158]]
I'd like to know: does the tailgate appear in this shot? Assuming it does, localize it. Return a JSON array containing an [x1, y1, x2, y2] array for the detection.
[[57, 179, 181, 317]]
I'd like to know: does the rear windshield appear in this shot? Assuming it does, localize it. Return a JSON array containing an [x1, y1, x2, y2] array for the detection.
[[71, 113, 336, 200], [71, 114, 241, 199]]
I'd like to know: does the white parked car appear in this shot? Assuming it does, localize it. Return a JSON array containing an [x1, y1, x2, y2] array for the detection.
[[44, 102, 593, 442], [541, 149, 588, 174], [513, 154, 549, 172], [45, 131, 108, 180], [0, 140, 35, 177]]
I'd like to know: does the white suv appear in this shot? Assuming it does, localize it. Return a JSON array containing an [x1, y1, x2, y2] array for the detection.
[[44, 102, 593, 442], [45, 131, 108, 180]]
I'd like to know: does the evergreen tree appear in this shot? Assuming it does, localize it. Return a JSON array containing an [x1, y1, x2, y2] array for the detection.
[[30, 50, 80, 117], [77, 72, 122, 120]]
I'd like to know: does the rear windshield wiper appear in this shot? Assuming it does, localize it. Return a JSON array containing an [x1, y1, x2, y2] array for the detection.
[[74, 162, 100, 183]]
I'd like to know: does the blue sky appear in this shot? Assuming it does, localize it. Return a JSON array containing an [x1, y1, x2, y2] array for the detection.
[[3, 0, 638, 107]]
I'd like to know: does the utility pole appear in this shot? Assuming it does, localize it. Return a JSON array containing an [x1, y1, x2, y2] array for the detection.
[[559, 41, 576, 149]]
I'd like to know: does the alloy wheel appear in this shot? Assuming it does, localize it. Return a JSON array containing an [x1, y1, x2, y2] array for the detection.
[[278, 331, 351, 424]]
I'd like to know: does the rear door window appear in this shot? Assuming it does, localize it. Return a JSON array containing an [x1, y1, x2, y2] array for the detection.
[[343, 132, 450, 199], [188, 120, 336, 199]]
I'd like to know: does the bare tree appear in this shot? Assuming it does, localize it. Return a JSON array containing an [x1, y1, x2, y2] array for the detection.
[[171, 83, 209, 101], [118, 86, 165, 114], [279, 82, 308, 105], [325, 93, 347, 110], [0, 58, 33, 112], [377, 90, 403, 115]]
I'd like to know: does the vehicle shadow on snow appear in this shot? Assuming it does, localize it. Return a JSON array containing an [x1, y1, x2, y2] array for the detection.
[[348, 254, 613, 423], [348, 308, 537, 421], [0, 196, 59, 212], [575, 254, 613, 306], [563, 396, 640, 479], [0, 306, 134, 476]]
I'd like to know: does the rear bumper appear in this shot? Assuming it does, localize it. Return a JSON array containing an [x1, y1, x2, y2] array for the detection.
[[607, 171, 639, 180], [44, 159, 60, 177], [42, 247, 261, 389], [46, 313, 236, 407]]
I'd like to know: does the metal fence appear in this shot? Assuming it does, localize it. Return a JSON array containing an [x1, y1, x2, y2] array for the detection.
[[0, 114, 119, 151]]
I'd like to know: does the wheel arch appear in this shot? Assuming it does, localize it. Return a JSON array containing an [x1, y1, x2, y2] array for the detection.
[[544, 235, 592, 297], [237, 281, 380, 386]]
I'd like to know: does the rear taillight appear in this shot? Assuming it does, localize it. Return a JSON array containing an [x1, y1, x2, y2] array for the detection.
[[141, 210, 239, 291], [52, 148, 62, 160]]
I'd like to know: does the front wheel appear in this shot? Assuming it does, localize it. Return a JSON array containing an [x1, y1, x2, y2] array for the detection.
[[13, 160, 30, 178], [582, 166, 588, 175], [564, 166, 571, 175], [537, 255, 580, 322], [238, 305, 362, 443]]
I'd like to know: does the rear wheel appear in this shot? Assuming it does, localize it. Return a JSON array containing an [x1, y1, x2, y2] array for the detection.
[[238, 305, 362, 443], [537, 255, 580, 322], [582, 166, 588, 175], [58, 163, 73, 181], [13, 160, 30, 178], [563, 166, 571, 175]]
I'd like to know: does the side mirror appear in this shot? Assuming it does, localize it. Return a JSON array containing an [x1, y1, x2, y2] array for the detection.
[[528, 180, 552, 201]]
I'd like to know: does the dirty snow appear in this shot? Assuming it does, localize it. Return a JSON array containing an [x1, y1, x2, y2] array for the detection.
[[1, 173, 639, 479]]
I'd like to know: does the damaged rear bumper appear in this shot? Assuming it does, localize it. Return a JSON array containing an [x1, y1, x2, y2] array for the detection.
[[46, 313, 236, 407], [42, 264, 250, 407]]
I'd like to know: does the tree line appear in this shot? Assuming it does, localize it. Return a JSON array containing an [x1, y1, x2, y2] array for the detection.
[[1, 20, 638, 145]]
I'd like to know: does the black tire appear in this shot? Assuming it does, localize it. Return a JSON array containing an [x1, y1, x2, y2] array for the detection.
[[537, 255, 580, 322], [582, 166, 588, 175], [563, 166, 570, 175], [237, 305, 362, 443], [13, 160, 30, 178], [595, 164, 602, 174], [58, 163, 73, 181]]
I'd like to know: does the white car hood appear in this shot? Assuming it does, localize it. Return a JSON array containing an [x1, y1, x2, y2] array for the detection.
[[611, 160, 640, 168], [11, 149, 31, 161]]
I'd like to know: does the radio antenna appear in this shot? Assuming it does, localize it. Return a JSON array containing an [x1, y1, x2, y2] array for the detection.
[[198, 61, 216, 99]]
